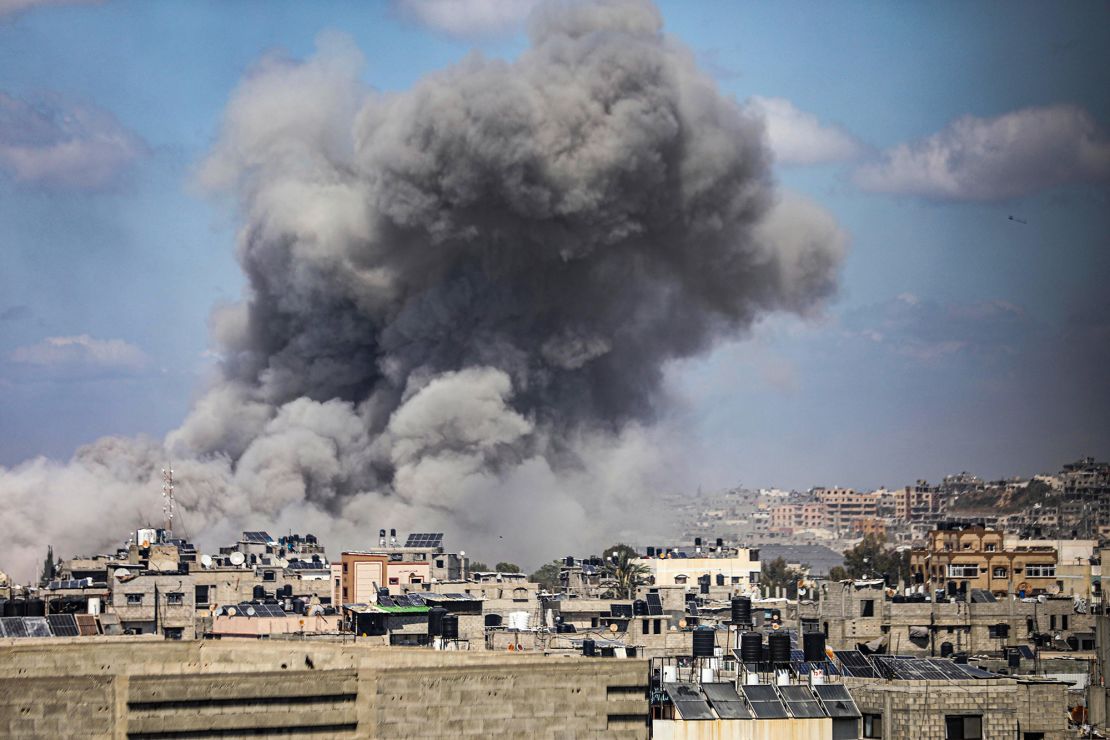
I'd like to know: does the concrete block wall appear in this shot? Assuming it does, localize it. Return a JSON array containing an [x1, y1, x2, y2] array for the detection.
[[0, 638, 650, 739], [848, 679, 1023, 739]]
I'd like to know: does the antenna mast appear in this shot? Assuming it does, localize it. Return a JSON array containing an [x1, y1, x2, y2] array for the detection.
[[161, 465, 176, 538]]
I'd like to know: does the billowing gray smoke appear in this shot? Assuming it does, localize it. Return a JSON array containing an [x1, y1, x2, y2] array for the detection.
[[0, 0, 845, 580]]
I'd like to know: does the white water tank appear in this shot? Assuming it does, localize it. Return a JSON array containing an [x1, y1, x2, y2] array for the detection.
[[508, 611, 530, 630]]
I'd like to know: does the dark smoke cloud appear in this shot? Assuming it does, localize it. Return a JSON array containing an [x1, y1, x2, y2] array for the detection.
[[0, 0, 845, 580]]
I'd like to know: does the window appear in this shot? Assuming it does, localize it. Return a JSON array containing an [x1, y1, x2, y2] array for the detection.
[[992, 567, 1007, 578], [126, 593, 143, 605], [654, 619, 662, 635], [947, 564, 979, 578], [749, 572, 760, 584], [731, 577, 741, 585], [863, 714, 882, 738], [410, 575, 423, 584], [1062, 615, 1068, 631], [435, 559, 444, 569], [1025, 564, 1055, 577], [388, 577, 399, 585], [642, 619, 649, 633], [945, 715, 982, 739], [263, 571, 276, 582], [1050, 615, 1056, 630], [860, 600, 875, 617], [988, 623, 1009, 638], [194, 585, 210, 607], [750, 549, 759, 562], [342, 562, 348, 573], [985, 543, 996, 552], [167, 592, 184, 606], [674, 575, 687, 585]]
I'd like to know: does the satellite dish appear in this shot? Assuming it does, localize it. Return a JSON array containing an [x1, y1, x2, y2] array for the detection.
[[798, 588, 807, 596], [609, 623, 619, 633], [114, 569, 128, 580], [246, 606, 256, 617], [229, 552, 245, 566], [227, 607, 237, 617], [201, 554, 213, 569]]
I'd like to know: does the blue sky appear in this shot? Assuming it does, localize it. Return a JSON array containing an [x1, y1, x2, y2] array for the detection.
[[1, 0, 1107, 491]]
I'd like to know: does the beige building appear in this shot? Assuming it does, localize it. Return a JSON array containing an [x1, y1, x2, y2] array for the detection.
[[910, 526, 1062, 597], [635, 547, 761, 595]]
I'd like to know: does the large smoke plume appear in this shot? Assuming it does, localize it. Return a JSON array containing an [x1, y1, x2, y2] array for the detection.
[[0, 0, 845, 580]]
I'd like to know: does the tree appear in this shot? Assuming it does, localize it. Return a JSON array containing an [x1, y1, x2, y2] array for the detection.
[[40, 545, 56, 585], [601, 543, 639, 562], [828, 565, 849, 581], [840, 535, 910, 587], [495, 562, 522, 574], [603, 549, 650, 599], [529, 560, 563, 592], [761, 557, 805, 598], [468, 561, 489, 573]]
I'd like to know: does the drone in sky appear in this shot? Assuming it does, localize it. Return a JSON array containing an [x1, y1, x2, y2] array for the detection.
[[1008, 215, 1028, 225]]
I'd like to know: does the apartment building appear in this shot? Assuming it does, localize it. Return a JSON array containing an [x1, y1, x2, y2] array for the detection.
[[909, 525, 1062, 597]]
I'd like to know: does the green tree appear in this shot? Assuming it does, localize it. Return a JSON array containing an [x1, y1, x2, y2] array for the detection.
[[603, 549, 650, 599], [761, 557, 805, 598], [40, 545, 56, 585], [601, 543, 639, 562], [468, 561, 489, 573], [841, 535, 910, 587], [828, 565, 849, 581], [529, 560, 563, 591], [494, 562, 522, 573]]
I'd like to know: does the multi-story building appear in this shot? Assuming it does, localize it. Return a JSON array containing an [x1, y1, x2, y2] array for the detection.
[[634, 541, 761, 596], [813, 487, 881, 534], [910, 525, 1062, 598], [333, 530, 468, 604]]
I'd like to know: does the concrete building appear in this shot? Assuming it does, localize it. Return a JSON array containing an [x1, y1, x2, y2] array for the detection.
[[0, 638, 650, 738], [910, 525, 1061, 598], [635, 543, 761, 596], [334, 531, 467, 604], [804, 579, 1092, 656]]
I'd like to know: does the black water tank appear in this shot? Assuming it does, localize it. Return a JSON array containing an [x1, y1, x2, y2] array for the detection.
[[292, 598, 306, 615], [803, 631, 827, 662], [428, 606, 448, 636], [564, 556, 574, 567], [583, 638, 596, 657], [740, 632, 763, 663], [700, 579, 709, 595], [769, 632, 791, 664], [441, 614, 459, 640], [731, 597, 752, 625], [633, 600, 648, 616], [4, 600, 23, 617], [715, 537, 724, 548], [940, 641, 954, 658], [953, 652, 968, 664], [646, 547, 656, 557], [252, 585, 266, 600], [716, 573, 725, 587], [694, 537, 702, 547], [282, 584, 293, 598], [692, 627, 716, 658], [25, 599, 45, 617]]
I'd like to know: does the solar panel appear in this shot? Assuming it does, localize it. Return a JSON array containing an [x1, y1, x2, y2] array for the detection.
[[673, 700, 716, 721], [740, 685, 790, 719], [24, 617, 50, 637], [790, 649, 807, 663], [814, 684, 862, 719], [711, 701, 751, 719], [796, 661, 840, 676], [836, 650, 878, 678], [1016, 645, 1035, 659], [959, 664, 997, 679], [377, 596, 396, 607], [1, 617, 27, 638], [779, 685, 827, 718], [404, 533, 444, 548], [75, 614, 99, 636], [645, 593, 663, 616], [702, 683, 742, 703], [47, 614, 79, 637], [687, 602, 699, 616]]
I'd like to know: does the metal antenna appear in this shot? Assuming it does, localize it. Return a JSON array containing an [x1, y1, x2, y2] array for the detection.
[[161, 465, 176, 538]]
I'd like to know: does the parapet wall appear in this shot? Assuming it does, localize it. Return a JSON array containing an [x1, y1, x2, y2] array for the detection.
[[0, 638, 650, 739]]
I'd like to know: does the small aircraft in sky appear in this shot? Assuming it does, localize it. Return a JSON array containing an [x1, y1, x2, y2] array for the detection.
[[1008, 215, 1028, 225]]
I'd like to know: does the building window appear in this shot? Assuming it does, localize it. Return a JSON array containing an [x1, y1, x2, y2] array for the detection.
[[388, 577, 399, 585], [945, 715, 982, 739], [195, 585, 210, 607], [992, 567, 1007, 578], [732, 577, 741, 585], [947, 564, 979, 578], [985, 544, 996, 552], [988, 623, 1009, 638], [1025, 565, 1055, 578], [126, 593, 143, 605], [643, 619, 649, 633], [410, 575, 423, 584], [674, 575, 687, 585], [263, 570, 276, 582], [436, 559, 444, 568], [750, 549, 759, 562], [342, 563, 348, 573], [167, 592, 184, 606], [1062, 615, 1068, 630], [749, 572, 760, 584], [654, 619, 662, 635], [860, 600, 875, 617], [863, 714, 882, 738]]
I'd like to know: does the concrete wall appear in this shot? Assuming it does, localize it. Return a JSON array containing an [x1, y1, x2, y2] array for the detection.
[[0, 638, 649, 739], [653, 718, 831, 740]]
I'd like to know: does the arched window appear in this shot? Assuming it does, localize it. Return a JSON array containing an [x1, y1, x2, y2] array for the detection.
[[674, 574, 688, 585]]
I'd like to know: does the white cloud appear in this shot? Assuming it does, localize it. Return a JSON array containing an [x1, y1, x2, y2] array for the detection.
[[854, 103, 1110, 201], [0, 91, 145, 189], [745, 96, 863, 165], [0, 0, 99, 20], [9, 335, 149, 371], [392, 0, 541, 38]]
